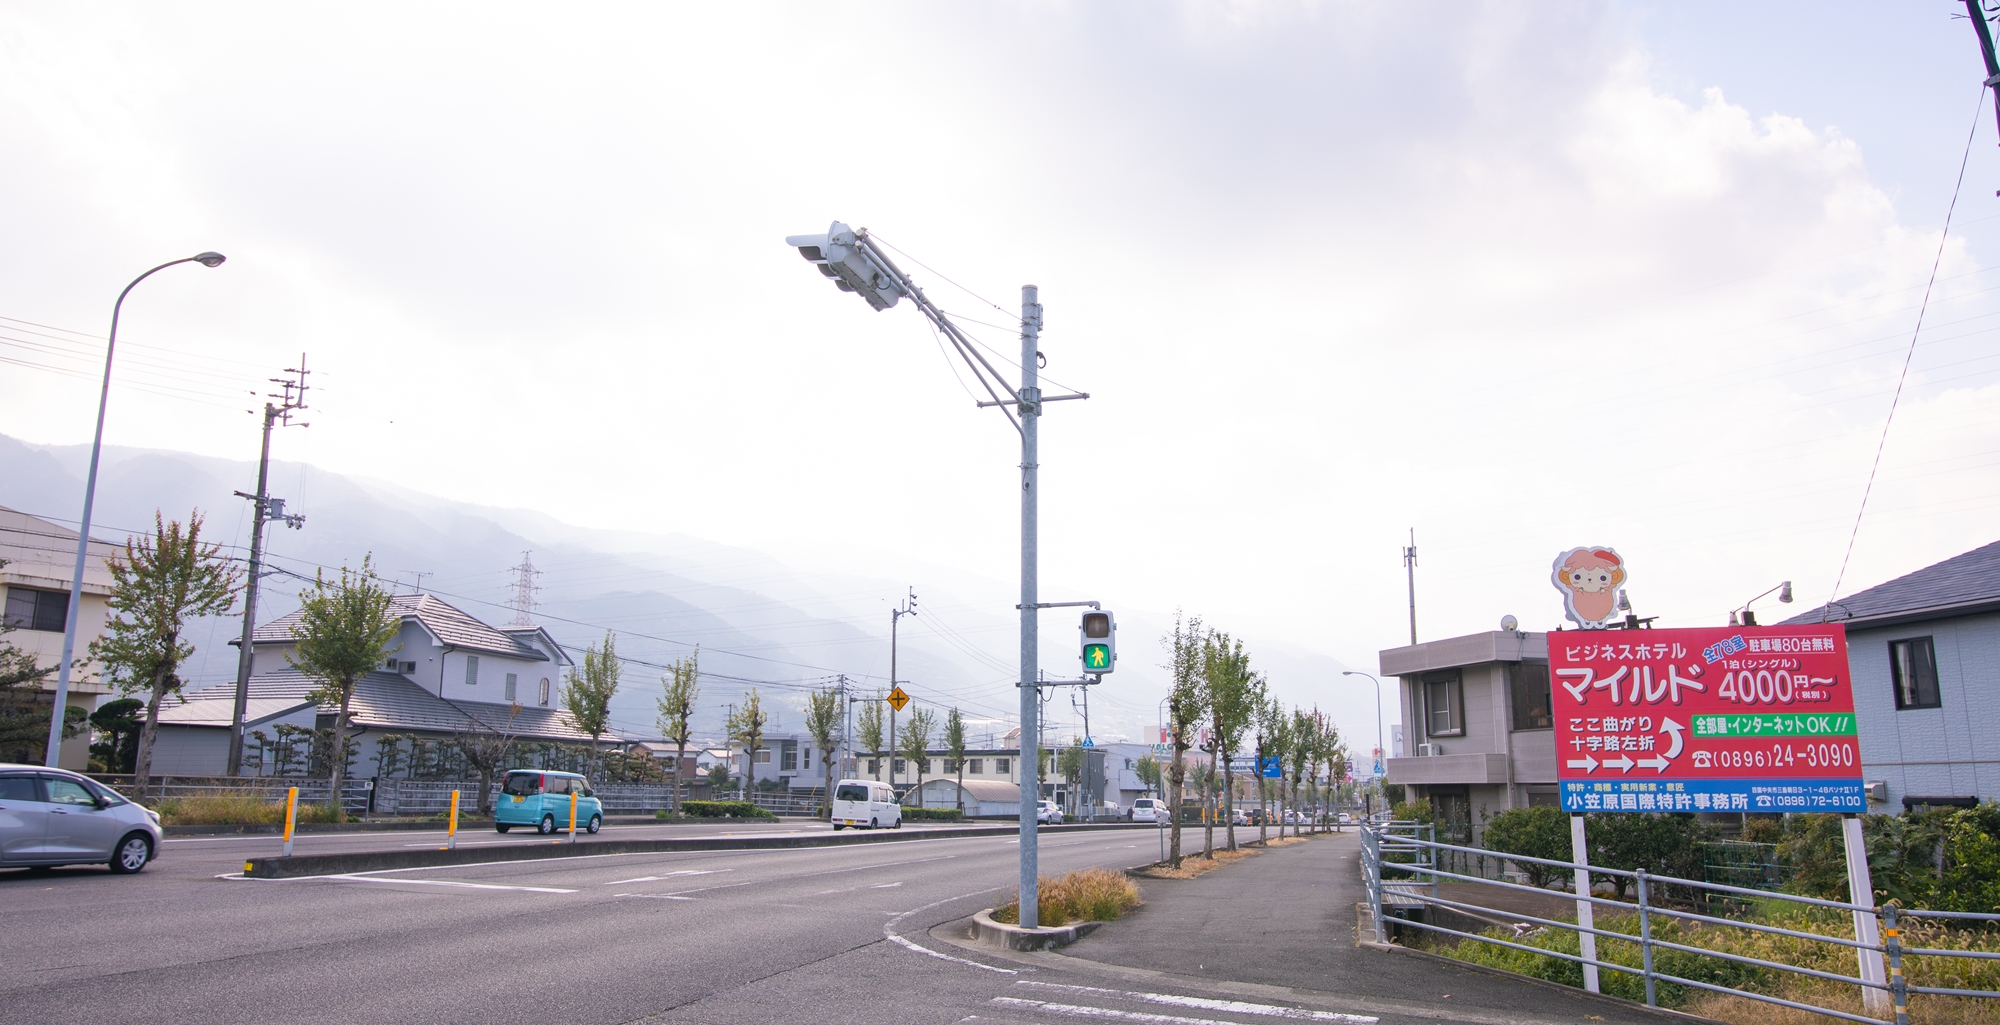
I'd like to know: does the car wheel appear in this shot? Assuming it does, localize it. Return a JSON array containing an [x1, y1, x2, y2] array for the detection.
[[869, 818, 878, 829], [892, 818, 902, 829], [537, 814, 556, 835], [586, 815, 601, 835], [108, 833, 151, 874], [496, 823, 511, 833], [832, 823, 845, 831]]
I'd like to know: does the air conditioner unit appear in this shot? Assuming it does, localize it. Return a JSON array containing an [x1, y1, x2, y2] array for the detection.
[[1417, 743, 1443, 757]]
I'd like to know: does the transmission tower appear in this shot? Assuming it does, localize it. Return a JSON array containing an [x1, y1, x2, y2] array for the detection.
[[507, 551, 543, 627]]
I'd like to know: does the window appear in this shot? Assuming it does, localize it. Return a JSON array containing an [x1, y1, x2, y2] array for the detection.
[[781, 748, 797, 771], [968, 758, 983, 775], [1423, 671, 1463, 737], [995, 758, 1010, 774], [1509, 662, 1553, 731], [0, 776, 41, 801], [836, 783, 869, 802], [753, 749, 771, 764], [45, 778, 96, 806], [867, 758, 880, 775], [502, 772, 542, 795], [539, 678, 550, 706], [920, 759, 933, 775], [893, 758, 906, 774], [1890, 637, 1941, 710], [464, 655, 479, 686], [4, 588, 68, 632], [943, 758, 959, 773], [802, 748, 811, 769], [504, 673, 518, 702], [545, 776, 570, 795]]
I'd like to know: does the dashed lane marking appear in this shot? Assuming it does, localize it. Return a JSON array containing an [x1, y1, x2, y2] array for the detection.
[[1015, 983, 1379, 1022]]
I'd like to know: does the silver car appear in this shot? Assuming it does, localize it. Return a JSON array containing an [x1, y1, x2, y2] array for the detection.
[[0, 764, 162, 873]]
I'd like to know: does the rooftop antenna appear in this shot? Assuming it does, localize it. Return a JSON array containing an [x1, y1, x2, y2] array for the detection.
[[1403, 528, 1419, 645]]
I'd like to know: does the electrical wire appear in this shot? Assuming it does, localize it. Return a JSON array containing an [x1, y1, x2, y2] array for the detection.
[[1824, 83, 1986, 618]]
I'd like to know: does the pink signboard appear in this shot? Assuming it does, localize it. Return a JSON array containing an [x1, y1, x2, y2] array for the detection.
[[1550, 624, 1864, 813]]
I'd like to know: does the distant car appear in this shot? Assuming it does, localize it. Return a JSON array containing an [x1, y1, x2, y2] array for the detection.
[[1130, 798, 1164, 823], [830, 779, 901, 830], [0, 764, 161, 873], [494, 770, 602, 835], [1338, 812, 1355, 825], [1037, 800, 1063, 824]]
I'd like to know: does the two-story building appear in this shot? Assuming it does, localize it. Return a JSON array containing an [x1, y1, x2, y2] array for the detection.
[[0, 506, 117, 770], [151, 593, 594, 775], [1785, 538, 2000, 811], [1380, 628, 1559, 844]]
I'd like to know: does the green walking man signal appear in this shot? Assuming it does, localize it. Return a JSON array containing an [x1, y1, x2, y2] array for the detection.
[[1080, 611, 1116, 674]]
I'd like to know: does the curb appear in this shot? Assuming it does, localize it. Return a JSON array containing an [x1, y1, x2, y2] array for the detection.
[[972, 907, 1102, 951], [240, 821, 1148, 879]]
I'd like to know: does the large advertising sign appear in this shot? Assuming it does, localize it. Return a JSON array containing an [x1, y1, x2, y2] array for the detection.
[[1551, 624, 1864, 814]]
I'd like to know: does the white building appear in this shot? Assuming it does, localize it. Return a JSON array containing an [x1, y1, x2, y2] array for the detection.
[[0, 506, 117, 770]]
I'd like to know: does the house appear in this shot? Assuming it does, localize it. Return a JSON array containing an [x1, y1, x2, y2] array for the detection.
[[150, 594, 594, 776], [0, 506, 118, 770], [1380, 629, 1559, 844], [1785, 539, 2000, 811]]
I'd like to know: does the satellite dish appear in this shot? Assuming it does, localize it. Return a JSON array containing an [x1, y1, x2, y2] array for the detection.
[[1500, 614, 1519, 632]]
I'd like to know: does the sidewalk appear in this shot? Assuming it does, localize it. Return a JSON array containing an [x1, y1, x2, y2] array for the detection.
[[1061, 830, 1675, 1025]]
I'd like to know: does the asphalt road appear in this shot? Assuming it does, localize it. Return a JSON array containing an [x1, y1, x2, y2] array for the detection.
[[1, 825, 1656, 1025]]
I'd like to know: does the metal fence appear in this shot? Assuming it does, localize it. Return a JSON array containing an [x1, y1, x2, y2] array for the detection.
[[1360, 822, 2000, 1025], [93, 775, 375, 816]]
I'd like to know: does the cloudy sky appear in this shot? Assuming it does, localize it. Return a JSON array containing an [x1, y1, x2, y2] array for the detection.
[[5, 2, 1999, 744]]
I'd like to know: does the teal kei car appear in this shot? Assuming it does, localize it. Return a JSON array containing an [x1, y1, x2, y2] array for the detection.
[[494, 770, 602, 835]]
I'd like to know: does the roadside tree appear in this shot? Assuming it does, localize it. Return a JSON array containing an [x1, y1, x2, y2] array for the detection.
[[803, 685, 842, 818], [1254, 696, 1290, 844], [1202, 629, 1261, 851], [898, 705, 935, 801], [944, 706, 967, 813], [1134, 754, 1162, 797], [857, 698, 885, 781], [726, 689, 769, 798], [89, 512, 240, 799], [657, 646, 700, 814], [453, 702, 524, 813], [1161, 611, 1208, 868], [89, 697, 143, 774], [287, 555, 399, 816], [562, 631, 620, 779]]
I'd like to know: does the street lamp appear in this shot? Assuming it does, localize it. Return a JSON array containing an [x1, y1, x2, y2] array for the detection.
[[1341, 671, 1385, 781], [45, 253, 227, 767], [784, 222, 1086, 928], [1730, 580, 1793, 627]]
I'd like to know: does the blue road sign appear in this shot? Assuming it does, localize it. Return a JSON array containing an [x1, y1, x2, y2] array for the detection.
[[1373, 759, 1386, 776], [1259, 756, 1281, 778], [1081, 737, 1094, 748]]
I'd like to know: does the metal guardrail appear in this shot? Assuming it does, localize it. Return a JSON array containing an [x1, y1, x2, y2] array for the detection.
[[93, 775, 375, 815], [1360, 823, 2000, 1025]]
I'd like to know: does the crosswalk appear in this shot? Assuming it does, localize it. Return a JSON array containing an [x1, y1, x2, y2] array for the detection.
[[958, 981, 1380, 1025]]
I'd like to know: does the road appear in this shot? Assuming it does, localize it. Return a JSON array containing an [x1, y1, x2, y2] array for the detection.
[[0, 824, 1636, 1025]]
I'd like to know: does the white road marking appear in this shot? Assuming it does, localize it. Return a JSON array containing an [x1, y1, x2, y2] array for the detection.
[[816, 886, 860, 895], [882, 884, 1020, 975], [327, 874, 575, 894], [1016, 983, 1379, 1022], [604, 869, 724, 885], [872, 881, 903, 889], [616, 893, 697, 900]]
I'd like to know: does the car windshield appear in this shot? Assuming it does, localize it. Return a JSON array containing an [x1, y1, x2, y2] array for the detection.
[[501, 773, 541, 796], [835, 784, 869, 802]]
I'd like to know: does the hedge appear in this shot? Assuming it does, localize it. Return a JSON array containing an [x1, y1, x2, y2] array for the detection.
[[902, 807, 962, 822], [675, 800, 775, 819]]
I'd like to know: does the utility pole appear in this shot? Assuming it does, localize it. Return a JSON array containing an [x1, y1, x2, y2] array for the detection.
[[226, 355, 309, 776], [889, 587, 915, 790], [1403, 528, 1418, 646], [1018, 284, 1043, 924], [1963, 0, 2000, 139]]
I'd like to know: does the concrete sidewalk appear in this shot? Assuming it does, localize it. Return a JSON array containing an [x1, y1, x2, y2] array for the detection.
[[1062, 830, 1675, 1025]]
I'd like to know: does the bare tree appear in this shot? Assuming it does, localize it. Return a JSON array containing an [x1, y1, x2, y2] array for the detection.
[[656, 646, 699, 815], [453, 702, 524, 814], [288, 555, 399, 816]]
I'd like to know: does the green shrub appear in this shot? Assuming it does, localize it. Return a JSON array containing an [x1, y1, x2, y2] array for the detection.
[[1391, 797, 1434, 823], [1780, 806, 2000, 913], [1584, 812, 1713, 899], [1482, 806, 1572, 887], [679, 800, 775, 819], [902, 807, 962, 822], [991, 868, 1140, 927]]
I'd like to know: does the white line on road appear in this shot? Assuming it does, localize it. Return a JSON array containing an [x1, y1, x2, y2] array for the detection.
[[1015, 983, 1379, 1022], [872, 881, 903, 888], [616, 893, 697, 900], [604, 869, 726, 885], [882, 884, 1019, 975], [327, 874, 576, 894]]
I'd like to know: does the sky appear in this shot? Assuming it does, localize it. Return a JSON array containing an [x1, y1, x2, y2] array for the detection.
[[5, 2, 2000, 751]]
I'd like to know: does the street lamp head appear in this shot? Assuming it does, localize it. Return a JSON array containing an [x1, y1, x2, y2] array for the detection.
[[194, 252, 227, 268]]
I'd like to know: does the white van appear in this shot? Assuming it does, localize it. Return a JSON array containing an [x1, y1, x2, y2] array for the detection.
[[1131, 797, 1163, 823], [830, 779, 902, 830]]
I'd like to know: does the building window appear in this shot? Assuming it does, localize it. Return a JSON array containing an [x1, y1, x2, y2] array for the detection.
[[538, 678, 550, 706], [893, 758, 906, 775], [1510, 661, 1553, 731], [995, 757, 1010, 774], [504, 673, 517, 702], [4, 587, 68, 632], [753, 748, 771, 764], [968, 758, 983, 774], [868, 758, 880, 775], [781, 748, 797, 771], [1890, 637, 1941, 710], [920, 758, 932, 775], [464, 655, 479, 686], [943, 758, 959, 773], [1423, 671, 1463, 737]]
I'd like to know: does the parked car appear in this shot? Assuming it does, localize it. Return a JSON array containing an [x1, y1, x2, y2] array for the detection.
[[1037, 800, 1063, 824], [1130, 797, 1164, 823], [830, 779, 901, 830], [494, 770, 602, 834], [0, 764, 161, 873], [1337, 812, 1355, 825]]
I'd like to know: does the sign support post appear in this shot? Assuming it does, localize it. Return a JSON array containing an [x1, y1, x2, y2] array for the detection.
[[1570, 813, 1600, 994], [1843, 814, 1889, 1015]]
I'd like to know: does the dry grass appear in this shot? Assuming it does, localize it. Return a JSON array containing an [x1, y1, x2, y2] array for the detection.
[[1255, 835, 1315, 848], [1132, 845, 1260, 879], [991, 867, 1143, 927], [154, 791, 345, 826]]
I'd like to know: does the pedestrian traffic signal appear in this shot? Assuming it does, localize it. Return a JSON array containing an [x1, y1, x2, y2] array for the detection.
[[1080, 611, 1115, 674], [783, 221, 908, 312]]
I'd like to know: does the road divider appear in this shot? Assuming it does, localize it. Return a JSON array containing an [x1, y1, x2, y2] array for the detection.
[[241, 821, 1148, 879]]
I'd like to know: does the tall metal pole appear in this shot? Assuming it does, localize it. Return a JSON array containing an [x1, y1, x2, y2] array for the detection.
[[1344, 671, 1385, 780], [1403, 529, 1418, 645], [45, 252, 225, 768], [1018, 284, 1043, 928], [1963, 0, 2000, 140], [226, 403, 277, 775]]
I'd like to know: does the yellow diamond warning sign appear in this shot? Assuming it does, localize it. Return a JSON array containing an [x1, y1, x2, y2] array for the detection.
[[886, 686, 910, 711]]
